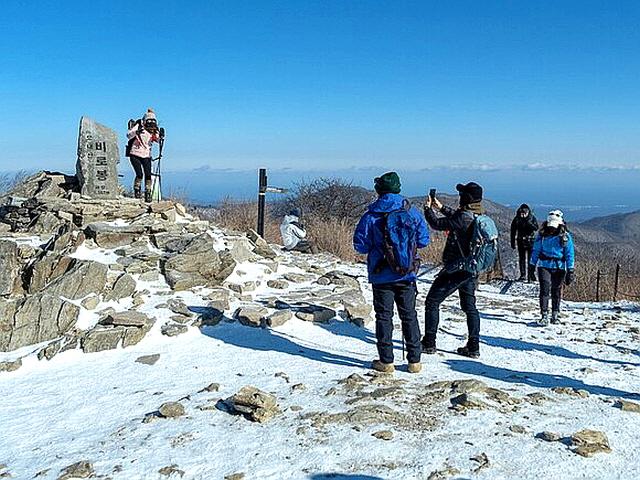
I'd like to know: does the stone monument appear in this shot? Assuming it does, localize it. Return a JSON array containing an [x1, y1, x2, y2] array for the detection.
[[76, 117, 119, 198]]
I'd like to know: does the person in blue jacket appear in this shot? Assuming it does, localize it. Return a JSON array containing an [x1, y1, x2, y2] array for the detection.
[[530, 210, 576, 325], [353, 172, 430, 374]]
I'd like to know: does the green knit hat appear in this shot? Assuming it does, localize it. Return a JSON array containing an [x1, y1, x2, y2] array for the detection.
[[374, 171, 401, 195]]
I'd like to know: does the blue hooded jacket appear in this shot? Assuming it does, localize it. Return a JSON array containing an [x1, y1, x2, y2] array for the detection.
[[530, 230, 575, 271], [353, 193, 430, 284]]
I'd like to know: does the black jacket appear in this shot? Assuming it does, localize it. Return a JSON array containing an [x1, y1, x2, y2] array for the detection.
[[424, 205, 476, 269], [510, 205, 538, 247]]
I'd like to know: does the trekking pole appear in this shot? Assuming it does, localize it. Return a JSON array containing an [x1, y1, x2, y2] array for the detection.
[[402, 336, 405, 361]]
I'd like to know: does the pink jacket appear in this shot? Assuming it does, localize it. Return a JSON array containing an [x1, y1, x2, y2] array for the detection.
[[127, 126, 159, 158]]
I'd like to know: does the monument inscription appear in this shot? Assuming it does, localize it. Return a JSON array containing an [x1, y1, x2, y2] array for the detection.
[[76, 117, 119, 198]]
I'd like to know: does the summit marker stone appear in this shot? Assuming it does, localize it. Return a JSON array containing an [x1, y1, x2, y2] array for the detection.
[[76, 117, 119, 198]]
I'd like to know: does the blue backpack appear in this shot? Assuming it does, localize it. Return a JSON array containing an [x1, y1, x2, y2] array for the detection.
[[453, 213, 499, 275], [376, 200, 421, 275]]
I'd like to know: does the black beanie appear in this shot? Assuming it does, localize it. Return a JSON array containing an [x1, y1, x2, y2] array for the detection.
[[456, 182, 483, 205], [374, 172, 401, 195]]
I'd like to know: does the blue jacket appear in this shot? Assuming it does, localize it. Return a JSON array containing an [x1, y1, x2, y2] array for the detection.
[[530, 231, 575, 271], [353, 193, 430, 284]]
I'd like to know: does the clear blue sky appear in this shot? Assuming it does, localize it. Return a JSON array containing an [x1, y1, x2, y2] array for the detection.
[[1, 0, 639, 171]]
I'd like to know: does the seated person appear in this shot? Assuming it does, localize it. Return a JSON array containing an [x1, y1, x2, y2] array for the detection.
[[280, 208, 316, 253]]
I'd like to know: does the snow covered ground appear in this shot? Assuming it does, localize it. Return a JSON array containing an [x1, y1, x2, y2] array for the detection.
[[1, 247, 640, 479]]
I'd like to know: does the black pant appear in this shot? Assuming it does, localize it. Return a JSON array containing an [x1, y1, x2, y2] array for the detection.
[[291, 240, 314, 254], [424, 270, 480, 343], [538, 267, 566, 313], [372, 281, 421, 364], [517, 239, 535, 280], [130, 155, 152, 188]]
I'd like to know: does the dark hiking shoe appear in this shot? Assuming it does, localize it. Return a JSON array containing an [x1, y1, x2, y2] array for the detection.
[[551, 311, 560, 324], [421, 336, 436, 354], [372, 360, 395, 374], [456, 345, 480, 359], [133, 187, 142, 199], [144, 190, 152, 203]]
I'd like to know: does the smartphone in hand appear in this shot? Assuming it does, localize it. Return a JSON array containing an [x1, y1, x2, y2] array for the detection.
[[429, 188, 437, 200]]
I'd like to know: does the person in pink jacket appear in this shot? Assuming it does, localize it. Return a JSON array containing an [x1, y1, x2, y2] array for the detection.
[[127, 108, 160, 201]]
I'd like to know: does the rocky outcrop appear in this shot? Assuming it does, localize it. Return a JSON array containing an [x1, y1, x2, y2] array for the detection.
[[162, 234, 236, 290]]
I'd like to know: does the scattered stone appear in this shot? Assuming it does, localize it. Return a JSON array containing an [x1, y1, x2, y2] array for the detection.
[[136, 354, 160, 365], [246, 229, 277, 259], [570, 429, 611, 457], [161, 322, 188, 337], [295, 306, 336, 323], [536, 431, 561, 442], [81, 326, 125, 353], [205, 288, 231, 311], [470, 452, 490, 472], [450, 393, 489, 411], [225, 386, 280, 423], [235, 306, 269, 328], [0, 358, 22, 373], [283, 272, 314, 283], [200, 382, 220, 393], [552, 386, 589, 398], [291, 383, 306, 393], [342, 300, 372, 327], [509, 425, 527, 434], [372, 430, 394, 440], [104, 273, 136, 301], [159, 402, 186, 418], [265, 309, 293, 328], [158, 464, 185, 478], [275, 372, 291, 383], [80, 295, 100, 310], [266, 279, 289, 289], [100, 311, 151, 327], [615, 399, 640, 413], [426, 466, 461, 480], [224, 474, 245, 480], [167, 298, 192, 317], [57, 460, 94, 480]]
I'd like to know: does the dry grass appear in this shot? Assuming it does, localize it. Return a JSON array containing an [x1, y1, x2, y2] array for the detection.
[[565, 243, 640, 302]]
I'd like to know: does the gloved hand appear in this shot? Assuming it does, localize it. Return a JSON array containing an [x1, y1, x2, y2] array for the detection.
[[565, 269, 575, 286]]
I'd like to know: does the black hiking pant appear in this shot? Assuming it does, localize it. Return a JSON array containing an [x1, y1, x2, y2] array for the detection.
[[517, 238, 536, 280], [423, 270, 480, 346], [372, 281, 421, 364], [130, 155, 152, 190], [290, 240, 317, 254], [538, 267, 566, 313]]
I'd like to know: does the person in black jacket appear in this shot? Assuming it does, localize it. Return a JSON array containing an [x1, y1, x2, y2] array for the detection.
[[422, 182, 484, 358], [510, 204, 538, 282]]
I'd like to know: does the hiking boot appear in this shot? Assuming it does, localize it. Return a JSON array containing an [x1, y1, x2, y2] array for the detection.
[[539, 312, 549, 326], [457, 338, 480, 358], [133, 187, 142, 199], [456, 345, 480, 359], [408, 362, 422, 374], [518, 275, 526, 281], [144, 190, 152, 203], [372, 360, 395, 374], [421, 335, 436, 354], [551, 311, 560, 324]]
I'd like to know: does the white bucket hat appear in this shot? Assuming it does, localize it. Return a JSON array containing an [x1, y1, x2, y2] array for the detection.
[[547, 209, 564, 228]]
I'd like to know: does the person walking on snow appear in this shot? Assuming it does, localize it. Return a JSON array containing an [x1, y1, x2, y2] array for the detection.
[[127, 108, 161, 202], [530, 210, 575, 326], [510, 204, 539, 282], [353, 172, 429, 374], [422, 182, 485, 358], [280, 208, 317, 253]]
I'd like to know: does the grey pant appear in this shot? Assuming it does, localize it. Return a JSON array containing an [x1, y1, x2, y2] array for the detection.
[[538, 267, 566, 313]]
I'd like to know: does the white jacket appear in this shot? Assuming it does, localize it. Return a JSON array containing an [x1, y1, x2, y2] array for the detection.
[[280, 215, 306, 249]]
